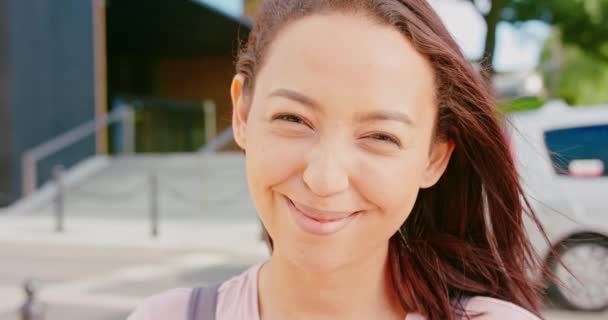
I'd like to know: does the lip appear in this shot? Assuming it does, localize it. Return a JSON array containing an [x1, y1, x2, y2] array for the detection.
[[284, 195, 360, 236]]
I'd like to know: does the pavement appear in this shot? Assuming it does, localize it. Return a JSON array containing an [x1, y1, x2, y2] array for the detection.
[[0, 153, 267, 320], [0, 241, 265, 320], [0, 153, 606, 319], [0, 211, 268, 320]]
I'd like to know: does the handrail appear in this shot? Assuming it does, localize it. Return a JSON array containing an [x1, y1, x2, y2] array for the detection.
[[21, 106, 135, 196], [200, 127, 234, 153]]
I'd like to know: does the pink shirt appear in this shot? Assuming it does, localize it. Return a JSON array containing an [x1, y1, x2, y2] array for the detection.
[[127, 262, 541, 320]]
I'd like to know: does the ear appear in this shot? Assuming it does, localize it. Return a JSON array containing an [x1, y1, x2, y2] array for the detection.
[[231, 74, 250, 150], [419, 139, 455, 189]]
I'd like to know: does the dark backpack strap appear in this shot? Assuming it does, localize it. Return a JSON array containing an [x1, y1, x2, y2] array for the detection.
[[187, 285, 220, 320]]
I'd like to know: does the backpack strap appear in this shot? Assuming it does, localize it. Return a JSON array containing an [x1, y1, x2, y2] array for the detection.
[[187, 284, 220, 320]]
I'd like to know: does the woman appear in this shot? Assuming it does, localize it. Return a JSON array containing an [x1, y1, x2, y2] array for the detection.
[[128, 0, 550, 319]]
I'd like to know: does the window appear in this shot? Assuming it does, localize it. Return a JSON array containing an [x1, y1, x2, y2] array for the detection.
[[544, 124, 608, 177]]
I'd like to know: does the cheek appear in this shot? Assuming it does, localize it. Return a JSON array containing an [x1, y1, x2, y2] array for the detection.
[[355, 151, 427, 225], [246, 129, 308, 189], [244, 127, 310, 225]]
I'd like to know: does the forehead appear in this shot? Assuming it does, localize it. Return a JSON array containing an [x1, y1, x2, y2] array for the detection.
[[255, 13, 436, 114]]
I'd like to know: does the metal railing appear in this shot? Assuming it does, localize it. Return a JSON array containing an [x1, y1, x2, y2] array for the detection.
[[200, 127, 234, 153], [20, 97, 230, 197], [21, 106, 135, 197], [49, 164, 249, 238]]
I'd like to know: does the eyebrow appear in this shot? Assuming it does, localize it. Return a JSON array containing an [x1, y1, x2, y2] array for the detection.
[[355, 110, 415, 127], [268, 89, 320, 110], [268, 88, 414, 127]]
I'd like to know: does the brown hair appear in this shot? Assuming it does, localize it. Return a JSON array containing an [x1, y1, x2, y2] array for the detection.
[[236, 1, 549, 319]]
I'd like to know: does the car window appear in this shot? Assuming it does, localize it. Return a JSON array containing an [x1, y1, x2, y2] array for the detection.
[[544, 124, 608, 177]]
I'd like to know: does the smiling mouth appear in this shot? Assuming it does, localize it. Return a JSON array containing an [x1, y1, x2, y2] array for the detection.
[[286, 196, 357, 222], [284, 195, 362, 236]]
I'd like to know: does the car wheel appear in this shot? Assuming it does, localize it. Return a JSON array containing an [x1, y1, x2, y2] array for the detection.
[[547, 237, 608, 312]]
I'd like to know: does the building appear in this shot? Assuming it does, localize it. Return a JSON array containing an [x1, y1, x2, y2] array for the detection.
[[0, 0, 251, 206]]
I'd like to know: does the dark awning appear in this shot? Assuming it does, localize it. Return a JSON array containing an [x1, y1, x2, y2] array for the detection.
[[107, 0, 252, 58]]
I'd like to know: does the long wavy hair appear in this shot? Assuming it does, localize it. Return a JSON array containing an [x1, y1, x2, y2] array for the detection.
[[235, 1, 550, 318]]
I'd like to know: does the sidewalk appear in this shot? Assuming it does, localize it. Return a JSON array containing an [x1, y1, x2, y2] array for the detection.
[[0, 214, 267, 254], [0, 214, 268, 320], [0, 153, 268, 319]]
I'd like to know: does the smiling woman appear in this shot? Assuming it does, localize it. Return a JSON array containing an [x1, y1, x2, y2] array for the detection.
[[127, 1, 551, 320]]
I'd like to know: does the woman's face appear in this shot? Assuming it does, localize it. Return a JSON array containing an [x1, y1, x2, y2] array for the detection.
[[231, 13, 454, 270]]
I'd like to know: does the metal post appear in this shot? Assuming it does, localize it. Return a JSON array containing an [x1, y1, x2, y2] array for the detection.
[[122, 107, 135, 154], [149, 172, 159, 238], [203, 100, 217, 143], [53, 165, 65, 233], [22, 154, 37, 197], [20, 279, 45, 320]]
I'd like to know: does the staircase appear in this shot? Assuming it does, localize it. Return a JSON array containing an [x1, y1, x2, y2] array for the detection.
[[0, 152, 266, 255], [18, 153, 257, 222]]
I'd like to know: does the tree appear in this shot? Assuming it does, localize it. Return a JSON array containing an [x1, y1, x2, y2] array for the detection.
[[540, 32, 608, 105], [468, 0, 608, 73], [548, 0, 608, 62]]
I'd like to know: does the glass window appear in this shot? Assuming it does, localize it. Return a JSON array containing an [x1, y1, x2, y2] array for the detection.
[[544, 124, 608, 177]]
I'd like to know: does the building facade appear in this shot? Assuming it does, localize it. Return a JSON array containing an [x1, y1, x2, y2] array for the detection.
[[0, 0, 250, 206]]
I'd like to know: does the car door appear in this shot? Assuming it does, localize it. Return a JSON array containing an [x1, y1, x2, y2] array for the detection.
[[544, 123, 608, 227]]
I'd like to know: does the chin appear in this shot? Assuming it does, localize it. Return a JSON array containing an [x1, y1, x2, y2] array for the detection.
[[275, 233, 357, 273]]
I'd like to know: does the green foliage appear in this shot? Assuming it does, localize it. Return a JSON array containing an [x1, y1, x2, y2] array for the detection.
[[499, 96, 545, 113], [501, 0, 608, 62], [470, 0, 608, 104], [542, 44, 608, 105], [500, 0, 551, 22], [551, 0, 608, 61], [470, 0, 608, 80]]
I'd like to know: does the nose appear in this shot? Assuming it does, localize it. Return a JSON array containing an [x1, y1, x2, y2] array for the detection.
[[302, 143, 350, 198]]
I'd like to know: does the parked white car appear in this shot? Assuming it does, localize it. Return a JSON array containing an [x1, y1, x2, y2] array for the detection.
[[506, 100, 608, 312]]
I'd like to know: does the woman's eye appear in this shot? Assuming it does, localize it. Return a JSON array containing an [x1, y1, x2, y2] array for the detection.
[[368, 133, 401, 147], [275, 114, 305, 125]]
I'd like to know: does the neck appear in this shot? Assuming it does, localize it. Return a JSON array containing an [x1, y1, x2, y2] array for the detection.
[[258, 242, 406, 320]]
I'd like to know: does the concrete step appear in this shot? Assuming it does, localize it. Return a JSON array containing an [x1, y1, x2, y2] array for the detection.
[[10, 153, 257, 222]]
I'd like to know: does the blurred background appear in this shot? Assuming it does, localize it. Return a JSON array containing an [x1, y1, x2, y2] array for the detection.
[[0, 0, 606, 319]]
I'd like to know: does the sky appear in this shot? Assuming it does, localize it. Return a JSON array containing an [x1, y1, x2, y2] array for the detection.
[[192, 0, 244, 19], [194, 0, 551, 73]]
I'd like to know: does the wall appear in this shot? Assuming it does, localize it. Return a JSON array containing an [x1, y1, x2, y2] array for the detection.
[[244, 0, 260, 18], [2, 0, 97, 205], [0, 0, 14, 205], [159, 56, 236, 139]]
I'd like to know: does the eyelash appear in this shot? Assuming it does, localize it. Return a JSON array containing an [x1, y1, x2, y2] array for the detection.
[[274, 113, 306, 125], [273, 113, 401, 147], [367, 133, 402, 147]]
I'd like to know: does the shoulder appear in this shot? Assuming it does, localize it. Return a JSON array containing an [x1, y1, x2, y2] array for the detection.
[[459, 296, 541, 320], [216, 262, 263, 317], [126, 263, 263, 320], [218, 262, 262, 296], [126, 288, 192, 320]]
